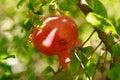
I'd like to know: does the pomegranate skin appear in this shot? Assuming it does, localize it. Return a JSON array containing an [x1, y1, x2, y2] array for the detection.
[[32, 15, 78, 69]]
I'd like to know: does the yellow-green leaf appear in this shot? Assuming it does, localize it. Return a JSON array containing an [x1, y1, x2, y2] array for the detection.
[[86, 12, 117, 35]]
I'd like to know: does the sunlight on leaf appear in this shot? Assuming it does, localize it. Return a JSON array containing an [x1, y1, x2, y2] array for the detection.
[[86, 12, 117, 35], [85, 53, 99, 78]]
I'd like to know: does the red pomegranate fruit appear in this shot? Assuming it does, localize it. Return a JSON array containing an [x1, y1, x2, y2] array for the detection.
[[31, 15, 78, 69]]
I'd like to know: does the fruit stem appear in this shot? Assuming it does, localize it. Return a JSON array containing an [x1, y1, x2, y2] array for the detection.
[[57, 50, 72, 70]]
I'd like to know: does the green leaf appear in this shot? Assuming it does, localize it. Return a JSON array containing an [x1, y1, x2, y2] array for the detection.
[[81, 46, 93, 55], [94, 0, 107, 18], [42, 66, 54, 74], [115, 19, 120, 35], [58, 1, 70, 11], [86, 0, 94, 9], [75, 50, 88, 64], [85, 54, 99, 77], [107, 62, 120, 80], [67, 0, 78, 5], [17, 0, 24, 8], [112, 44, 120, 57], [57, 0, 77, 11], [0, 34, 9, 55], [109, 36, 115, 45], [86, 0, 107, 17], [49, 4, 55, 13], [0, 63, 12, 76], [85, 61, 95, 77], [28, 2, 34, 10], [23, 18, 32, 31], [28, 72, 36, 80], [46, 76, 54, 80], [70, 53, 80, 75], [54, 71, 73, 80], [86, 12, 117, 35], [4, 55, 15, 60]]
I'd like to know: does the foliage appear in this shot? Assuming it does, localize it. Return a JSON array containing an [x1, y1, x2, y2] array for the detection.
[[0, 0, 120, 80]]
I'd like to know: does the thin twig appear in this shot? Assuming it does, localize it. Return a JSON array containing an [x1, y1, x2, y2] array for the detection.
[[87, 41, 103, 61], [91, 41, 103, 54], [90, 41, 103, 79], [55, 62, 62, 74], [79, 30, 96, 49], [74, 52, 91, 80], [111, 39, 120, 46]]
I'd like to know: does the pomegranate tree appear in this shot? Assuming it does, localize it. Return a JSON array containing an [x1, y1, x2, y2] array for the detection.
[[31, 15, 78, 69]]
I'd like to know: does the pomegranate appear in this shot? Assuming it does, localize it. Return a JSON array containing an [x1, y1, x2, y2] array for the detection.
[[31, 15, 78, 69]]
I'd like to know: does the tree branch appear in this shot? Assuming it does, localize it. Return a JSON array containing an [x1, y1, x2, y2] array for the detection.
[[77, 0, 113, 53]]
